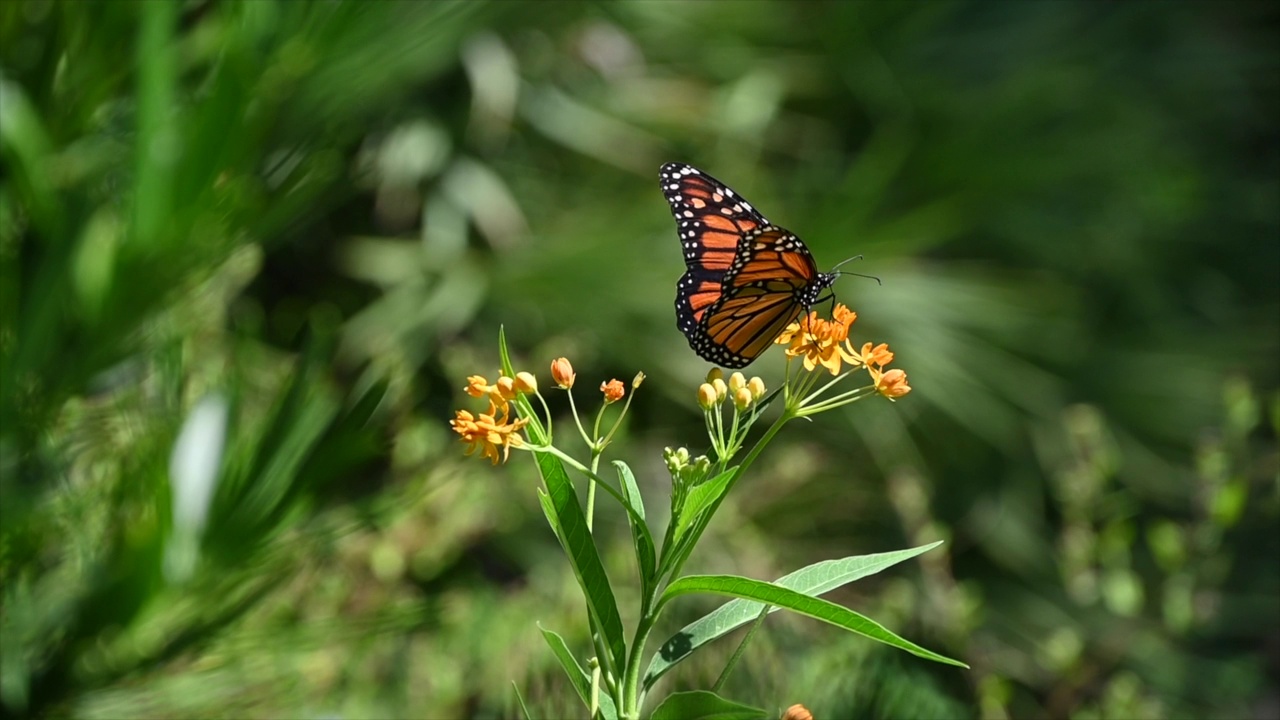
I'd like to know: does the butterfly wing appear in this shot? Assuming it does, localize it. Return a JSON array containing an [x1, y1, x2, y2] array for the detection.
[[700, 228, 823, 367], [660, 162, 827, 368]]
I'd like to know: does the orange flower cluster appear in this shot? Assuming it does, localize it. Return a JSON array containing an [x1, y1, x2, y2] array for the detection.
[[776, 303, 911, 399], [775, 304, 860, 374], [452, 372, 532, 464]]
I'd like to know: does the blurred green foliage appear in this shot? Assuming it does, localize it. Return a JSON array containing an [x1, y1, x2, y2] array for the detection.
[[1, 1, 1277, 718]]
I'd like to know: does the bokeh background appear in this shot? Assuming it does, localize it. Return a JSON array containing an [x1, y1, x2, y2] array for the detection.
[[2, 1, 1278, 718]]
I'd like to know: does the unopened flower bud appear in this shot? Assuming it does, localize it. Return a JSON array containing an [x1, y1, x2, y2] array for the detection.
[[550, 357, 575, 389], [712, 378, 727, 401], [697, 383, 717, 409], [733, 387, 753, 411], [515, 372, 537, 394], [748, 376, 766, 400], [728, 372, 746, 393], [705, 368, 723, 383], [632, 371, 646, 389], [495, 376, 517, 400], [781, 704, 813, 720]]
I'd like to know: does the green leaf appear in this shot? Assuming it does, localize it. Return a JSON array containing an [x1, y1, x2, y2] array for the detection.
[[533, 451, 628, 675], [614, 460, 656, 596], [673, 467, 737, 544], [498, 325, 548, 443], [537, 624, 618, 720], [644, 542, 944, 688], [512, 680, 534, 720], [660, 574, 967, 669], [648, 690, 768, 720]]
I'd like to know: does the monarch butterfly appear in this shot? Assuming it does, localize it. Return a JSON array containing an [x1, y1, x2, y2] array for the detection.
[[660, 162, 846, 368]]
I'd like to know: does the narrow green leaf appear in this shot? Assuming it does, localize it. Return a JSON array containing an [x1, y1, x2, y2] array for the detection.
[[533, 451, 628, 674], [614, 460, 656, 595], [644, 542, 944, 688], [537, 624, 618, 720], [497, 325, 547, 442], [648, 690, 768, 720], [673, 467, 736, 544], [660, 574, 968, 669], [512, 680, 534, 720]]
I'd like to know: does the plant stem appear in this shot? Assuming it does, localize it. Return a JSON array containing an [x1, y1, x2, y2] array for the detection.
[[712, 603, 771, 692]]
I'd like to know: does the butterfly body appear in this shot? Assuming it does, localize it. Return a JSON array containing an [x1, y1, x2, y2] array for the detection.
[[660, 162, 835, 368]]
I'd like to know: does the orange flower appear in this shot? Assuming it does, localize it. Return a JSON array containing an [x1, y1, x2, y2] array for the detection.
[[601, 379, 625, 404], [857, 342, 894, 369], [870, 367, 911, 399], [450, 408, 529, 464]]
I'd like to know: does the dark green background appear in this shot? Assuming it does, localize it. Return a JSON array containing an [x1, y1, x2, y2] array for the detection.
[[2, 1, 1277, 718]]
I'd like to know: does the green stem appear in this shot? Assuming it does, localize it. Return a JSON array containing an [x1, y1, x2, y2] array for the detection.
[[712, 603, 771, 692], [568, 388, 593, 448], [620, 610, 658, 719], [667, 406, 793, 588], [587, 452, 600, 531]]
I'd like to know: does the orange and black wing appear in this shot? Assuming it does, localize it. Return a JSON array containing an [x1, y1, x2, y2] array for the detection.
[[698, 228, 822, 367], [661, 163, 825, 367]]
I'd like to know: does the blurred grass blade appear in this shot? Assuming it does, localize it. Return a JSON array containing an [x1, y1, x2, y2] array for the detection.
[[644, 541, 945, 688], [537, 624, 618, 720], [512, 680, 534, 720], [660, 574, 967, 669], [133, 0, 179, 249], [648, 690, 767, 720]]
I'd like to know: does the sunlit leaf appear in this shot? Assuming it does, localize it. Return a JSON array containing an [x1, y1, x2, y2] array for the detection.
[[644, 541, 945, 688], [660, 574, 967, 669]]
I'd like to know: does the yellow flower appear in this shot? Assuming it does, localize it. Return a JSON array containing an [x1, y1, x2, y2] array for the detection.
[[776, 310, 859, 375], [733, 387, 753, 411], [601, 379, 625, 403], [870, 367, 911, 400], [712, 378, 728, 401], [550, 357, 576, 389], [450, 409, 528, 464], [697, 383, 718, 409], [747, 376, 766, 400], [464, 374, 511, 415], [465, 375, 491, 398]]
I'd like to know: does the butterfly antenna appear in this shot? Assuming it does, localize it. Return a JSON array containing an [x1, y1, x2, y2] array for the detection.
[[829, 254, 864, 272], [829, 255, 882, 285], [835, 270, 882, 285]]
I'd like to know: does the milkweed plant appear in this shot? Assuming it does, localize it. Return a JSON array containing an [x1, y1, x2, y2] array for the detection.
[[450, 305, 966, 720]]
